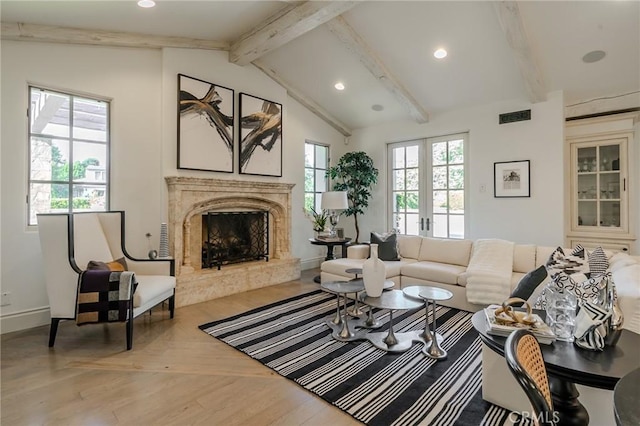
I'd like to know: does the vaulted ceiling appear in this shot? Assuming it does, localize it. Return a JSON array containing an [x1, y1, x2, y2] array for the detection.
[[2, 1, 639, 136]]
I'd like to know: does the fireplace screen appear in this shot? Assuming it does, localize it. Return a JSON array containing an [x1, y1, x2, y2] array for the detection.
[[202, 211, 269, 269]]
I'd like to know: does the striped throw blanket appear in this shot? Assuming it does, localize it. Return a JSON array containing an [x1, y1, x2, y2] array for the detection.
[[76, 270, 137, 325]]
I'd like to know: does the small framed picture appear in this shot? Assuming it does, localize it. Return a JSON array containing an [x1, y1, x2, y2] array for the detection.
[[494, 160, 530, 198]]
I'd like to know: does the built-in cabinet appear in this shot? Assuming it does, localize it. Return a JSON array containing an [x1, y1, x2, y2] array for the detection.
[[565, 112, 638, 253]]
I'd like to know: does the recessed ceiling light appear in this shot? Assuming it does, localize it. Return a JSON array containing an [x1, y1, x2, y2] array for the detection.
[[334, 82, 345, 91], [138, 0, 156, 8], [582, 50, 606, 63], [371, 104, 384, 111], [434, 48, 447, 59]]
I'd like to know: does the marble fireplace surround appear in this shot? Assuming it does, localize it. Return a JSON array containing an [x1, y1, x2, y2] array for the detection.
[[165, 176, 300, 307]]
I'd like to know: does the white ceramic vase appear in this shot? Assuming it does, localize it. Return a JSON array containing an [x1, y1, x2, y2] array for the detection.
[[363, 244, 385, 297]]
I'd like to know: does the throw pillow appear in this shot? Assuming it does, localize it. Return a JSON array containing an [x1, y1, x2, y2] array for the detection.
[[545, 245, 589, 279], [86, 257, 128, 272], [587, 246, 609, 276], [370, 231, 400, 261], [510, 265, 548, 302]]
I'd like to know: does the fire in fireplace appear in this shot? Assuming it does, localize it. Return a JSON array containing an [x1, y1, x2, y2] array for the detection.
[[202, 211, 269, 269]]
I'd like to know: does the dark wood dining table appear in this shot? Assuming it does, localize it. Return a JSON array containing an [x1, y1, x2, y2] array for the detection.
[[472, 310, 640, 426], [614, 367, 640, 426]]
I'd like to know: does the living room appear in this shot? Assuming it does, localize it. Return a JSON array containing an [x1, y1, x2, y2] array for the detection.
[[1, 1, 639, 425]]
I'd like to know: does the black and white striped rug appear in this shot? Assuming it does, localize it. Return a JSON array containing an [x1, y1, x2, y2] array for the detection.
[[199, 290, 527, 426]]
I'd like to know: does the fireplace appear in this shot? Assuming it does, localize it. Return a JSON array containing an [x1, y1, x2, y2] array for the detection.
[[166, 177, 300, 307], [202, 211, 269, 269]]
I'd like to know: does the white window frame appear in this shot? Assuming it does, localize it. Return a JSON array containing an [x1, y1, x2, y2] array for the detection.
[[304, 140, 330, 212], [27, 85, 110, 225]]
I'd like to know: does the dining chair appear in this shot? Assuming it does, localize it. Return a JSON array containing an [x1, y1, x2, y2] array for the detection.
[[505, 329, 556, 426]]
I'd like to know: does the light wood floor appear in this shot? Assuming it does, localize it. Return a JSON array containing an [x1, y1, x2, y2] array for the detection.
[[1, 269, 360, 426]]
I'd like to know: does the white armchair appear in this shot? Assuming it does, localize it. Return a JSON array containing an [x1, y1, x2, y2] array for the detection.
[[37, 211, 176, 350]]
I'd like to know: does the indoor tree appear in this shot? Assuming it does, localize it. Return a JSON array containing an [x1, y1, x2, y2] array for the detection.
[[327, 151, 378, 243]]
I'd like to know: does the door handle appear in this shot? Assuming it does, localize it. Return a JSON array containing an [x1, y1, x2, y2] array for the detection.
[[421, 217, 424, 231], [426, 218, 430, 231]]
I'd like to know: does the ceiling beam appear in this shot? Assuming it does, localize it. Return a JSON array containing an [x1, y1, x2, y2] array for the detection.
[[229, 1, 359, 66], [325, 16, 429, 124], [493, 2, 547, 103], [1, 22, 228, 51], [253, 59, 352, 137]]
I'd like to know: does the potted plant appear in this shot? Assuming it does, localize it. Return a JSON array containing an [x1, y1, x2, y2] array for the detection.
[[304, 207, 329, 237], [327, 151, 378, 243]]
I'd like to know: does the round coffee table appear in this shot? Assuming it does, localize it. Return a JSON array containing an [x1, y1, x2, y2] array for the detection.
[[353, 279, 395, 329], [361, 289, 423, 353], [321, 281, 368, 342], [345, 268, 365, 316], [404, 286, 452, 359]]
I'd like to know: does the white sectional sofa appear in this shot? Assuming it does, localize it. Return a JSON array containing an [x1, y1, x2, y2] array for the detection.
[[320, 234, 640, 332]]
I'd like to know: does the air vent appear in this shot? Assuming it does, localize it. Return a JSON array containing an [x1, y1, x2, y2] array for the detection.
[[499, 109, 531, 124]]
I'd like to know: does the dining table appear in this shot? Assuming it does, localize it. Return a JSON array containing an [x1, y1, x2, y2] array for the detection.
[[472, 310, 640, 426]]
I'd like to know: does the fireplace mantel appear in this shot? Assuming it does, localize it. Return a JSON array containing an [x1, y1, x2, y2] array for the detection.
[[165, 176, 299, 306]]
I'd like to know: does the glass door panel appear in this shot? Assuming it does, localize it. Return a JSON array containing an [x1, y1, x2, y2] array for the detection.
[[388, 134, 466, 239]]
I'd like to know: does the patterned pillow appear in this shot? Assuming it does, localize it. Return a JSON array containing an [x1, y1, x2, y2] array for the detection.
[[587, 246, 609, 276], [545, 245, 589, 279]]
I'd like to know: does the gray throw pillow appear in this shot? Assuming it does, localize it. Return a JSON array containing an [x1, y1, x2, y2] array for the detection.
[[510, 265, 547, 302], [370, 232, 399, 261]]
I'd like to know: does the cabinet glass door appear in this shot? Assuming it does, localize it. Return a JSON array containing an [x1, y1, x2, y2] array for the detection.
[[576, 143, 621, 229]]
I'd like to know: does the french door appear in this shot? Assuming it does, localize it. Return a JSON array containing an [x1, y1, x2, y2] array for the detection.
[[388, 133, 467, 239]]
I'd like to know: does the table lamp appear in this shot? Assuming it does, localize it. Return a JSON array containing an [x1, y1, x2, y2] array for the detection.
[[321, 191, 348, 237]]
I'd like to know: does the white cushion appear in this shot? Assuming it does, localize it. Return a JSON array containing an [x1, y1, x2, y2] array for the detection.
[[613, 263, 640, 334], [397, 234, 423, 259], [418, 237, 473, 266], [72, 213, 114, 269], [347, 244, 370, 259], [134, 275, 176, 308], [513, 244, 536, 273], [401, 261, 466, 285], [321, 258, 366, 277], [609, 252, 638, 272]]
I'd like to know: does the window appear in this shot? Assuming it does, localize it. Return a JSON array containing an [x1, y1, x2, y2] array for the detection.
[[28, 86, 110, 225], [388, 133, 467, 239], [304, 141, 329, 212]]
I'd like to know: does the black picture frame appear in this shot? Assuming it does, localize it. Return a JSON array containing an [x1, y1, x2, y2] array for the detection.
[[177, 74, 234, 173], [238, 92, 283, 177], [494, 160, 530, 198]]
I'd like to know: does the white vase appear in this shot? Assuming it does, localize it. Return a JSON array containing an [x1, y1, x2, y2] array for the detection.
[[363, 244, 385, 297]]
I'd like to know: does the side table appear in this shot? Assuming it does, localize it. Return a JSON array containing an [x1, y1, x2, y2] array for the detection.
[[309, 238, 351, 283], [321, 280, 368, 342], [403, 286, 452, 360]]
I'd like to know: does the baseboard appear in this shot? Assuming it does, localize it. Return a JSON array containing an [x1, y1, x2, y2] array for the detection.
[[301, 256, 323, 271], [1, 306, 50, 334]]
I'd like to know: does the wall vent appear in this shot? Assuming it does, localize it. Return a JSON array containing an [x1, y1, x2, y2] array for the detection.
[[499, 109, 531, 124]]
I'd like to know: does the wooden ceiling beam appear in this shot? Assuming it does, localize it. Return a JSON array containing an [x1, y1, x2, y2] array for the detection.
[[325, 16, 429, 124], [253, 59, 352, 137], [229, 1, 358, 66], [1, 22, 228, 51], [493, 2, 547, 103]]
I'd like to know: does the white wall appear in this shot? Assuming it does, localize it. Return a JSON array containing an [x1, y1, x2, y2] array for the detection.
[[0, 42, 344, 333], [346, 91, 566, 247]]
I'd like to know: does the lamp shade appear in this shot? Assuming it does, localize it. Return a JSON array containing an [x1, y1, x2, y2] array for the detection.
[[321, 191, 348, 210]]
